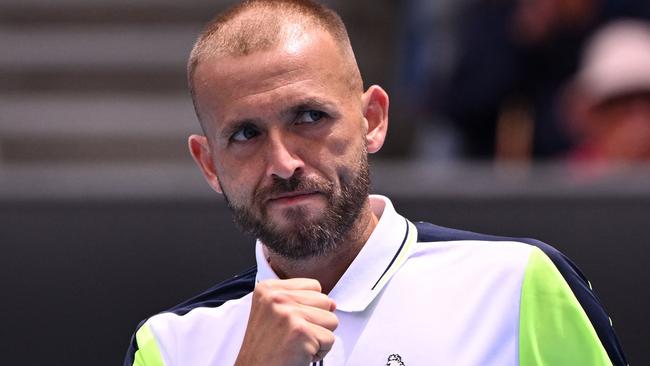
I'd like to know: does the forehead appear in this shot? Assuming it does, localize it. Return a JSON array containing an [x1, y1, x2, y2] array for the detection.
[[193, 30, 352, 124]]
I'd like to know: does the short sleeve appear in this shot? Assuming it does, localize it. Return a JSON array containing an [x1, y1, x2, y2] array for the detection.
[[128, 321, 166, 366], [519, 248, 612, 366]]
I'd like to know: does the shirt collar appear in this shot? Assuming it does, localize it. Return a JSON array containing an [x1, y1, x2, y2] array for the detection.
[[255, 194, 418, 312]]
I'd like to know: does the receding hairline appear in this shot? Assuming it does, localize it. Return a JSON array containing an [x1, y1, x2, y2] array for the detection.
[[187, 0, 363, 131]]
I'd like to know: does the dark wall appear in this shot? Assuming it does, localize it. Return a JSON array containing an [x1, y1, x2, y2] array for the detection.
[[1, 196, 647, 365]]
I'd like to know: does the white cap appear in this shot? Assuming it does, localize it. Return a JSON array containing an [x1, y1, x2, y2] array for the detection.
[[577, 19, 650, 102]]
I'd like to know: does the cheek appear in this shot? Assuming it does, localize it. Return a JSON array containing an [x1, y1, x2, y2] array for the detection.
[[215, 158, 260, 203], [317, 135, 354, 178], [327, 134, 349, 157], [327, 135, 366, 186], [325, 117, 366, 158]]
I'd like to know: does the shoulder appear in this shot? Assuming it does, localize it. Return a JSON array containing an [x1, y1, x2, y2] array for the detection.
[[412, 221, 627, 366], [123, 266, 257, 366], [414, 221, 593, 288]]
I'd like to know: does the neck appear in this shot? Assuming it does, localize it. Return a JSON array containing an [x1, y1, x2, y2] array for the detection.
[[266, 199, 378, 294]]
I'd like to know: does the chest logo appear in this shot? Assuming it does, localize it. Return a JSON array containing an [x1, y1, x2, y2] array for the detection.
[[386, 354, 405, 366]]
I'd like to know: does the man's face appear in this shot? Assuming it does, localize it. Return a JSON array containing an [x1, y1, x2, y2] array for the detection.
[[192, 30, 372, 259], [586, 92, 650, 159]]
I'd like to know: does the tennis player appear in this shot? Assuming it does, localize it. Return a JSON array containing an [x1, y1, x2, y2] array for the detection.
[[124, 1, 627, 365]]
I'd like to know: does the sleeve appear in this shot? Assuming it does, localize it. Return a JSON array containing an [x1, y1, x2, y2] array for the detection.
[[518, 248, 613, 366], [123, 320, 166, 366]]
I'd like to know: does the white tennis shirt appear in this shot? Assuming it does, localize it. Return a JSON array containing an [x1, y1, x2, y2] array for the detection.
[[127, 195, 623, 365]]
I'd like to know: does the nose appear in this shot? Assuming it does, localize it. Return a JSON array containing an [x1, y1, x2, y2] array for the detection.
[[264, 130, 304, 180]]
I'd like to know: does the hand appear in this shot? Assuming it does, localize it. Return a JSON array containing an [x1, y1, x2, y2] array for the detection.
[[234, 278, 339, 366]]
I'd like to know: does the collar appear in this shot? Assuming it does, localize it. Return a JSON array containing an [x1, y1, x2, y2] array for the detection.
[[254, 194, 418, 312]]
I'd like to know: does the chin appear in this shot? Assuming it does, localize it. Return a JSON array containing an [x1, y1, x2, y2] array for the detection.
[[277, 206, 322, 226]]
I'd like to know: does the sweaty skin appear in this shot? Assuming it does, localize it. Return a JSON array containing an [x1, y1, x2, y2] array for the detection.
[[188, 26, 389, 365]]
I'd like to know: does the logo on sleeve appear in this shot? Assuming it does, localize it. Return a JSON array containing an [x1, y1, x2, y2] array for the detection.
[[386, 354, 405, 366]]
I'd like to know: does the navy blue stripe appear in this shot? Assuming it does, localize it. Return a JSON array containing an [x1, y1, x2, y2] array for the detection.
[[414, 221, 628, 366], [371, 218, 409, 290], [167, 265, 257, 316]]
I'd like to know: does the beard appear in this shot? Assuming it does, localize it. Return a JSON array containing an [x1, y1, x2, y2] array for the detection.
[[222, 147, 370, 260]]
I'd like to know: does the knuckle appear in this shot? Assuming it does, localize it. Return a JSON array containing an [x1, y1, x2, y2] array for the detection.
[[253, 281, 271, 297], [287, 319, 309, 339], [275, 303, 293, 320], [254, 286, 286, 306], [321, 333, 335, 348], [303, 341, 319, 358], [309, 279, 322, 292], [272, 303, 300, 330], [265, 291, 283, 304]]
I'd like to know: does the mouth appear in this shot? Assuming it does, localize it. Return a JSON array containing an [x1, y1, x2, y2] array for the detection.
[[267, 190, 320, 205]]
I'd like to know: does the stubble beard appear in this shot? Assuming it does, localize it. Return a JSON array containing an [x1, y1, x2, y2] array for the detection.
[[222, 149, 371, 260]]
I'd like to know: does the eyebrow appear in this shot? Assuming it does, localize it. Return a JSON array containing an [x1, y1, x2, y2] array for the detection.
[[285, 97, 339, 117]]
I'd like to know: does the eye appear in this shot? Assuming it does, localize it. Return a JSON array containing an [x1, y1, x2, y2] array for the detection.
[[231, 125, 260, 142], [297, 110, 325, 124]]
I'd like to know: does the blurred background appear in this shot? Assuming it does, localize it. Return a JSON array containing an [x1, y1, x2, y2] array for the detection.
[[1, 0, 649, 364]]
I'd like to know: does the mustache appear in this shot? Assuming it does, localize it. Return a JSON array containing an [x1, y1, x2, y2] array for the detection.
[[254, 173, 334, 204]]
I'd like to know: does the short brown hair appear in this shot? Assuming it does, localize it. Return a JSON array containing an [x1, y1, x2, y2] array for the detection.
[[187, 0, 361, 126]]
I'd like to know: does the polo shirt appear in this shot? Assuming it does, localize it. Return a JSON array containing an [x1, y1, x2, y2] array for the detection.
[[124, 195, 627, 366]]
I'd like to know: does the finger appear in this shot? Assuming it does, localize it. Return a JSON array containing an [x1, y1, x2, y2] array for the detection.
[[312, 349, 328, 363], [306, 322, 336, 362], [259, 278, 322, 292], [297, 304, 339, 331], [282, 290, 336, 311]]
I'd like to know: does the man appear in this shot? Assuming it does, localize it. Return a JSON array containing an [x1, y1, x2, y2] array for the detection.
[[125, 1, 627, 365]]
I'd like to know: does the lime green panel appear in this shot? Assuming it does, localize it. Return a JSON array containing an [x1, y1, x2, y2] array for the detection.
[[133, 322, 165, 366], [519, 248, 612, 366]]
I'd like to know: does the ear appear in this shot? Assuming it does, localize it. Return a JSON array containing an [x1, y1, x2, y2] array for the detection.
[[361, 85, 389, 153], [188, 134, 223, 194]]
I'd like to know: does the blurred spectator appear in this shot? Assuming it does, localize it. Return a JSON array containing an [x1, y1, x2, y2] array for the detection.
[[392, 0, 463, 160], [442, 0, 650, 161], [562, 20, 650, 165]]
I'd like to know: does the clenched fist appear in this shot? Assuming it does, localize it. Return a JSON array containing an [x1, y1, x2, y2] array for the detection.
[[234, 278, 339, 366]]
